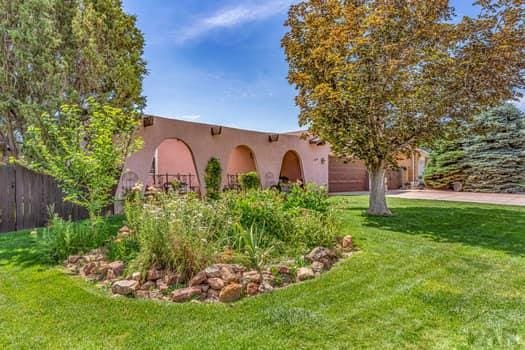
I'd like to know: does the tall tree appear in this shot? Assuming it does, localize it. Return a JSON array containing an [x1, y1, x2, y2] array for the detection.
[[424, 140, 466, 190], [0, 0, 146, 159], [463, 103, 525, 193], [0, 0, 65, 157], [282, 0, 524, 215]]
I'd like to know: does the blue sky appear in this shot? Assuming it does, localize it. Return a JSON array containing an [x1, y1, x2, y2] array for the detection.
[[122, 1, 520, 132]]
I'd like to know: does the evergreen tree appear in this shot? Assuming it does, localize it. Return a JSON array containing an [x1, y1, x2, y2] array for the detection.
[[0, 0, 146, 159], [424, 140, 466, 190], [463, 104, 525, 193]]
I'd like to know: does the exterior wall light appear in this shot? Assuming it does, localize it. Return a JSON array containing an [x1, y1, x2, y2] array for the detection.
[[268, 134, 279, 143], [211, 126, 222, 136]]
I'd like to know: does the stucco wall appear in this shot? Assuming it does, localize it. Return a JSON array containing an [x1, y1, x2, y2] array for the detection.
[[120, 116, 330, 196], [226, 146, 257, 175]]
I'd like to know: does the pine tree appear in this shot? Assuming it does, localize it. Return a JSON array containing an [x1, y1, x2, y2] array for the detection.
[[463, 104, 525, 193], [424, 140, 466, 190]]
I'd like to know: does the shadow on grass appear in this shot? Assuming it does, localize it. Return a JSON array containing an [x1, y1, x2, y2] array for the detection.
[[363, 205, 525, 256], [0, 215, 124, 269], [0, 232, 53, 268]]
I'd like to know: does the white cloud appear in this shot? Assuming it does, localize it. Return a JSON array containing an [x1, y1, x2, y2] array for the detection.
[[175, 0, 292, 43]]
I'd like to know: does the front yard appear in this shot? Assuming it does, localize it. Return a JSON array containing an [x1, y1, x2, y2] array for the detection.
[[1, 196, 525, 349]]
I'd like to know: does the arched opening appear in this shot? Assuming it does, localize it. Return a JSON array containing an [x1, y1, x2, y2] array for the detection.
[[226, 145, 258, 189], [279, 150, 303, 184], [150, 138, 200, 193]]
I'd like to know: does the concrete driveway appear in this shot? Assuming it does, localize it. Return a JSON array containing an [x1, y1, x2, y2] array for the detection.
[[333, 190, 525, 206]]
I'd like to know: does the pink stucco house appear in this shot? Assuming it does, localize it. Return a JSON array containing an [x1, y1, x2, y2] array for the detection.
[[118, 116, 427, 195]]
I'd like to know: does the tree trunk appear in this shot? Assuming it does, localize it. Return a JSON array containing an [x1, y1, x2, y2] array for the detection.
[[367, 162, 392, 216]]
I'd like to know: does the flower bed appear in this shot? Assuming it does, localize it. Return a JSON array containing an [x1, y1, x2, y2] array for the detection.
[[57, 184, 353, 303]]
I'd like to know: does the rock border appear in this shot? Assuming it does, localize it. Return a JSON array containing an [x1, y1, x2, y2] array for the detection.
[[64, 235, 355, 304]]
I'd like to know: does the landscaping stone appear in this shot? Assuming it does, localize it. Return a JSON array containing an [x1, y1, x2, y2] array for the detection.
[[107, 261, 125, 277], [204, 265, 221, 278], [163, 271, 181, 285], [341, 235, 353, 251], [199, 284, 209, 293], [171, 287, 202, 302], [189, 271, 207, 286], [296, 267, 315, 281], [68, 255, 82, 264], [242, 270, 261, 284], [246, 282, 260, 296], [219, 283, 242, 303], [305, 247, 338, 268], [135, 290, 150, 299], [206, 289, 219, 301], [311, 261, 325, 274], [112, 280, 139, 296], [258, 281, 274, 293], [156, 279, 169, 292], [221, 266, 240, 284], [132, 272, 141, 281], [147, 268, 163, 281], [82, 262, 97, 276], [207, 277, 224, 290], [140, 281, 156, 291]]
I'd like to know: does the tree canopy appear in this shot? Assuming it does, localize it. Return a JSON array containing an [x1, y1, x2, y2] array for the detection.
[[282, 0, 524, 215], [0, 0, 146, 158]]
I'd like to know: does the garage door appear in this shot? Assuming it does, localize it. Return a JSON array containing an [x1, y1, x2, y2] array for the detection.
[[328, 156, 369, 193], [387, 169, 402, 190]]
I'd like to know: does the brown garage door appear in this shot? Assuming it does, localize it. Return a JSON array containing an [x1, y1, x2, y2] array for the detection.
[[328, 156, 369, 193]]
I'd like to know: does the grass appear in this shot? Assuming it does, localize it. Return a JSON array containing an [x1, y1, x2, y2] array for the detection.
[[1, 196, 525, 349]]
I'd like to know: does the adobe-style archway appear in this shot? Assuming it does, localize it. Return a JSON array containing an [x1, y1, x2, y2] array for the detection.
[[226, 145, 258, 188], [279, 150, 303, 183], [152, 138, 200, 193]]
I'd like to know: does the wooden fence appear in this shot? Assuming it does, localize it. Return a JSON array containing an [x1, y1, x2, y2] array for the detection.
[[0, 165, 88, 233]]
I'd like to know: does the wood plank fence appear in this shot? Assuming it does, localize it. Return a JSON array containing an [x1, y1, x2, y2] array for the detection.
[[0, 165, 89, 233]]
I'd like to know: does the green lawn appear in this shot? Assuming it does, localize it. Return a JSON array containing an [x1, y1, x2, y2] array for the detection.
[[1, 196, 525, 349]]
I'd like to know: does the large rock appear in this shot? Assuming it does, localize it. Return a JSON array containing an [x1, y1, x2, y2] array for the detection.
[[296, 267, 315, 282], [171, 287, 202, 302], [189, 271, 207, 287], [305, 247, 338, 268], [219, 283, 242, 303], [107, 261, 125, 277], [112, 280, 139, 296], [207, 277, 225, 290]]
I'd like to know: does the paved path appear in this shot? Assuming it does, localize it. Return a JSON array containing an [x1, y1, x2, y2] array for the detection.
[[333, 190, 525, 206]]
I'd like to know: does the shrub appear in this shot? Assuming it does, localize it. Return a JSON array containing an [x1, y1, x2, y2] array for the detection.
[[43, 214, 118, 262], [205, 157, 222, 199], [239, 171, 260, 190], [284, 183, 330, 212]]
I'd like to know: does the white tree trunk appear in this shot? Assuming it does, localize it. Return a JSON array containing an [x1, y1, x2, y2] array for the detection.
[[367, 163, 392, 216]]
